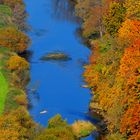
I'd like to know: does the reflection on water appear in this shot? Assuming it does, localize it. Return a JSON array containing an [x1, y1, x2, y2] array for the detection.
[[33, 28, 48, 37], [52, 0, 78, 22]]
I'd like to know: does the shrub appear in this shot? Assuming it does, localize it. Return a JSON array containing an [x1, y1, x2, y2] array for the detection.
[[5, 88, 26, 112], [7, 55, 29, 71], [72, 120, 96, 138], [0, 27, 30, 52], [14, 94, 28, 106], [0, 107, 36, 140], [35, 128, 75, 140], [48, 114, 68, 128], [35, 115, 75, 140]]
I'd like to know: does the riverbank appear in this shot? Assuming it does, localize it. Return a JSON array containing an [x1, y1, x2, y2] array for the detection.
[[0, 1, 30, 114], [73, 0, 140, 139], [0, 1, 37, 139]]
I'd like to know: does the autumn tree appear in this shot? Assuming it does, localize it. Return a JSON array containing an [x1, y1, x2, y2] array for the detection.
[[0, 27, 30, 52], [117, 39, 140, 108], [75, 0, 95, 20], [118, 39, 140, 83], [75, 0, 113, 38], [77, 0, 140, 139], [7, 55, 30, 88], [120, 104, 140, 140], [7, 55, 29, 71], [124, 0, 140, 20], [0, 108, 36, 140], [118, 19, 140, 45], [0, 5, 13, 28], [35, 114, 75, 140], [103, 2, 126, 36], [82, 5, 104, 38]]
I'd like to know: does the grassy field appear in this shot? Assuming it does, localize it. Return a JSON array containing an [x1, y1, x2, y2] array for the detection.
[[0, 48, 9, 114], [0, 71, 8, 114]]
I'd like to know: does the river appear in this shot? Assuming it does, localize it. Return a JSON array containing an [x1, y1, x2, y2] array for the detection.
[[25, 0, 97, 139]]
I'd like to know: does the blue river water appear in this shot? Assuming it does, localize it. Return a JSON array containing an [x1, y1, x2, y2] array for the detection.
[[25, 0, 96, 139]]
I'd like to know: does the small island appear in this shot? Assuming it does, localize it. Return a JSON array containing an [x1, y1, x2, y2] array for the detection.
[[40, 52, 71, 61]]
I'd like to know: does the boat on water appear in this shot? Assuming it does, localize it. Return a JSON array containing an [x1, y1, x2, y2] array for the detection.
[[40, 110, 48, 114]]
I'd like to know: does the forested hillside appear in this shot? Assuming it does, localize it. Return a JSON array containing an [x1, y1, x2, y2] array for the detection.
[[0, 0, 95, 139], [0, 0, 37, 139], [73, 0, 140, 139], [0, 0, 139, 139]]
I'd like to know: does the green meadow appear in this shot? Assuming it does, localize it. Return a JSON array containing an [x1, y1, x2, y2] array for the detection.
[[0, 70, 8, 114]]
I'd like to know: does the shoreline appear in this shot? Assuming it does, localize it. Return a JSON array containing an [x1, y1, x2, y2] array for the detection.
[[72, 0, 140, 139]]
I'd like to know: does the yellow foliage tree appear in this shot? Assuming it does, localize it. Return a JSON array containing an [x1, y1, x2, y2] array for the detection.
[[0, 27, 30, 52], [7, 55, 29, 71], [124, 0, 140, 20], [0, 107, 36, 140], [118, 19, 140, 45]]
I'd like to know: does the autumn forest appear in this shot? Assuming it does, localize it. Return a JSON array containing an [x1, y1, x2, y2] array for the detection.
[[0, 0, 139, 140]]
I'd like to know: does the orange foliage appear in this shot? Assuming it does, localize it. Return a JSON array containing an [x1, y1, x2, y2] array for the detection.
[[7, 55, 29, 71], [119, 39, 140, 82], [118, 19, 140, 45], [120, 104, 140, 140], [0, 27, 30, 52], [117, 40, 140, 139], [84, 21, 140, 139], [81, 1, 140, 139], [0, 115, 20, 140]]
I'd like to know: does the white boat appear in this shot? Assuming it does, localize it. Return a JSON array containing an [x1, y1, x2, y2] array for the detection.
[[40, 110, 48, 114]]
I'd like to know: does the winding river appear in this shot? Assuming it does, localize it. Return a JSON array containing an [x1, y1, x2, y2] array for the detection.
[[25, 0, 97, 139]]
